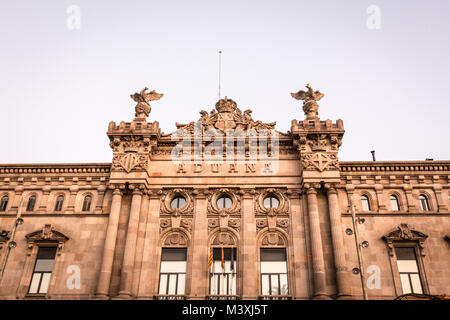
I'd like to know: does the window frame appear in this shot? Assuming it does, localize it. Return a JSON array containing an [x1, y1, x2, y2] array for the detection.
[[419, 194, 430, 211], [259, 248, 289, 296], [390, 194, 400, 212], [216, 195, 233, 209], [82, 195, 92, 212], [27, 246, 58, 295], [263, 196, 280, 209], [0, 195, 8, 212], [209, 247, 237, 296], [360, 194, 371, 212], [26, 195, 37, 212], [54, 195, 64, 212], [157, 247, 188, 296], [170, 196, 186, 210]]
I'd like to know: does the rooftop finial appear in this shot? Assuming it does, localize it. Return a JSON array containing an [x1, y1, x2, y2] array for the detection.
[[291, 84, 324, 119], [130, 87, 163, 120]]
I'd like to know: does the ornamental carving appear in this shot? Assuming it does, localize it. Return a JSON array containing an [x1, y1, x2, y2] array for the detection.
[[382, 224, 428, 256], [261, 232, 286, 247], [160, 189, 194, 216], [159, 218, 192, 235], [211, 232, 236, 246], [163, 232, 188, 246], [175, 97, 276, 134], [255, 189, 290, 233], [301, 152, 339, 172], [255, 189, 290, 216], [207, 188, 241, 216]]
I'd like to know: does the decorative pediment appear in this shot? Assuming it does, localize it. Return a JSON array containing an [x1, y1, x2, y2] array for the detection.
[[382, 224, 428, 242], [25, 224, 69, 243], [382, 224, 428, 256], [175, 97, 276, 134]]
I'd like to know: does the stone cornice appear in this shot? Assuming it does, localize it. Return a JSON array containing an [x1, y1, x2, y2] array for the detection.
[[339, 161, 450, 173], [0, 163, 111, 175]]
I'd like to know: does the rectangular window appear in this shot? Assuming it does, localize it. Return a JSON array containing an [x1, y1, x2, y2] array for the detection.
[[28, 246, 57, 294], [158, 248, 187, 295], [260, 248, 288, 296], [209, 248, 237, 295], [395, 247, 423, 294]]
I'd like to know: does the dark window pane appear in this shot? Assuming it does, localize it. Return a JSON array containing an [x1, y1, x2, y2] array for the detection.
[[54, 196, 64, 211], [37, 247, 57, 259], [82, 196, 91, 211], [27, 196, 36, 211], [212, 248, 237, 260], [161, 248, 187, 261], [260, 248, 286, 261], [395, 247, 416, 260]]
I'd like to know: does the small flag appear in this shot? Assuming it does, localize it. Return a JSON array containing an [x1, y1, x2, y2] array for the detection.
[[230, 247, 234, 271], [221, 247, 225, 271], [208, 248, 213, 271]]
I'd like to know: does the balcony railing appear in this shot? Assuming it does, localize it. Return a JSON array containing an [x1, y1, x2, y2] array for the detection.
[[258, 295, 292, 300], [206, 295, 241, 300], [154, 294, 187, 300]]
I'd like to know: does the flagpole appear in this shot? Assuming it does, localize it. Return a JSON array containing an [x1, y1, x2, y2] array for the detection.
[[218, 50, 222, 100]]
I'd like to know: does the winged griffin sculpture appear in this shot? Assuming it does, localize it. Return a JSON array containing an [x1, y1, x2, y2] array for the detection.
[[291, 84, 324, 119], [130, 87, 163, 119]]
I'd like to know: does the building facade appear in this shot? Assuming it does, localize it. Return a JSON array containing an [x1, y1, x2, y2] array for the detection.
[[0, 85, 448, 300]]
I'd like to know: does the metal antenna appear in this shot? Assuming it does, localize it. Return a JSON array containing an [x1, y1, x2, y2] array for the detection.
[[371, 150, 376, 161], [218, 50, 222, 100]]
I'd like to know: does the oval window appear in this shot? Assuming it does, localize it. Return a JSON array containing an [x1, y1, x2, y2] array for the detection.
[[217, 196, 233, 209], [263, 196, 280, 209], [171, 196, 186, 209]]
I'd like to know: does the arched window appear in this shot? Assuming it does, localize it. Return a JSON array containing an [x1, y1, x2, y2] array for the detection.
[[419, 194, 430, 211], [263, 196, 280, 209], [217, 196, 232, 209], [390, 195, 400, 212], [0, 196, 8, 212], [361, 195, 371, 211], [170, 196, 186, 209], [26, 195, 36, 212], [54, 195, 64, 212], [82, 195, 92, 212]]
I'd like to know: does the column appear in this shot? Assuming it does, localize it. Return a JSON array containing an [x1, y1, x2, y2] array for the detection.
[[305, 183, 329, 299], [289, 191, 310, 299], [241, 189, 258, 299], [137, 191, 161, 298], [189, 189, 208, 299], [131, 191, 150, 296], [117, 184, 144, 298], [325, 184, 352, 299], [95, 185, 124, 298]]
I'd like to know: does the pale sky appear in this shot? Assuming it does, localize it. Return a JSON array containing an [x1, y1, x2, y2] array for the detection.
[[1, 0, 449, 164]]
